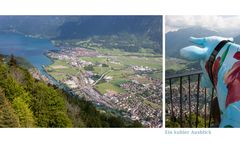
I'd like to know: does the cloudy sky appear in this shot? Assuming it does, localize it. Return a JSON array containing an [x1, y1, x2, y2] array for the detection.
[[165, 16, 240, 36]]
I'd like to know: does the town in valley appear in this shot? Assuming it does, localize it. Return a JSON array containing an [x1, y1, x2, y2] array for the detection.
[[40, 45, 162, 127]]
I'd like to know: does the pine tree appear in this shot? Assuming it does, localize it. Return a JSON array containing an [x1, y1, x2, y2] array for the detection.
[[0, 88, 20, 128], [12, 93, 35, 127], [0, 54, 3, 64], [9, 54, 17, 67]]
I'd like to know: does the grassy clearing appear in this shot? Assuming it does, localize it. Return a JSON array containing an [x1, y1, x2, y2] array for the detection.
[[111, 79, 129, 87], [107, 69, 134, 80], [165, 57, 189, 71], [148, 71, 162, 79], [46, 59, 80, 81], [80, 56, 108, 63], [95, 82, 126, 94], [117, 56, 162, 70], [93, 67, 110, 74], [49, 72, 67, 81]]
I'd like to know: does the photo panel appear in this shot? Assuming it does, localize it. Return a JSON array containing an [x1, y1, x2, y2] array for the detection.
[[165, 15, 240, 128], [0, 16, 163, 128]]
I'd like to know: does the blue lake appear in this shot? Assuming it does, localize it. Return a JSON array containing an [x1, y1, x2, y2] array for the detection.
[[0, 32, 57, 72]]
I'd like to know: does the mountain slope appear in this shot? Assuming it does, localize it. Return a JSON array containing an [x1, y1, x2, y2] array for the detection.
[[56, 16, 162, 52], [0, 16, 79, 38], [234, 35, 240, 44], [0, 16, 162, 44], [0, 16, 162, 53], [56, 16, 162, 44], [166, 26, 218, 58]]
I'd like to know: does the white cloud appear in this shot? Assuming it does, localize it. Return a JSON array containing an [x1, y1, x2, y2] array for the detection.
[[165, 15, 240, 36]]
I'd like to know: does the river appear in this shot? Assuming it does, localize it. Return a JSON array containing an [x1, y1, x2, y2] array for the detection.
[[0, 32, 57, 72]]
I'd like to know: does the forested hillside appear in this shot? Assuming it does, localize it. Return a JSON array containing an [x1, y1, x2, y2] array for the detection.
[[0, 55, 142, 128], [57, 16, 162, 43]]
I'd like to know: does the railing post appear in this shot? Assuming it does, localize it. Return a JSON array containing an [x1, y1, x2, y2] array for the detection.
[[208, 89, 214, 127], [188, 75, 192, 127], [169, 79, 174, 118], [180, 76, 183, 127], [204, 88, 207, 128], [195, 74, 200, 128]]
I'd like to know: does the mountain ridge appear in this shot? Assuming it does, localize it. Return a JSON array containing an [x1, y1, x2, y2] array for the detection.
[[0, 16, 162, 43], [166, 26, 219, 58]]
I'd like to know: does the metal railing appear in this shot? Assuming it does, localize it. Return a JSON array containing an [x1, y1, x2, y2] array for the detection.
[[166, 70, 215, 128]]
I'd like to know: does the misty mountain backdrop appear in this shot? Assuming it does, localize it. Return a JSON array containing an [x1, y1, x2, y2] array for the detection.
[[166, 26, 218, 58], [0, 16, 162, 47], [166, 26, 240, 58]]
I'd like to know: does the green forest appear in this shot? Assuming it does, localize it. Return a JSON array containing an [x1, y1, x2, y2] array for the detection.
[[0, 55, 142, 128]]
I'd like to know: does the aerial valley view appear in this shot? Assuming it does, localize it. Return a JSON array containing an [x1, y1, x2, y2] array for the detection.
[[0, 16, 162, 128]]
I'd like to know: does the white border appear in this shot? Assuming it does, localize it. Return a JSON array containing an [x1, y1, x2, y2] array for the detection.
[[0, 0, 162, 15], [162, 15, 165, 128], [0, 0, 240, 15], [1, 0, 240, 151]]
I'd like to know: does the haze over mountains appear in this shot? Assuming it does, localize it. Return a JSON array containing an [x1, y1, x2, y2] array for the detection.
[[166, 26, 240, 58], [0, 16, 72, 38], [0, 16, 162, 46]]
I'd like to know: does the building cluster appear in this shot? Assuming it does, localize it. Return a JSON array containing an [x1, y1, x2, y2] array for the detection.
[[132, 65, 152, 73], [101, 78, 162, 127], [120, 79, 162, 105], [116, 93, 162, 127]]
